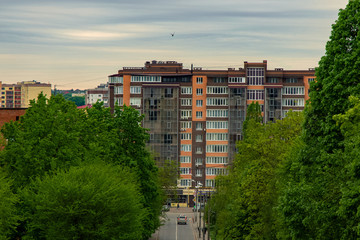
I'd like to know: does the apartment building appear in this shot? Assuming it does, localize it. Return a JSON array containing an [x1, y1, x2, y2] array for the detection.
[[0, 81, 51, 108], [85, 83, 109, 106], [104, 60, 315, 203]]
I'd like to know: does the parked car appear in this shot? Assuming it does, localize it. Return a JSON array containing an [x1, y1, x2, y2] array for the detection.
[[177, 215, 187, 225]]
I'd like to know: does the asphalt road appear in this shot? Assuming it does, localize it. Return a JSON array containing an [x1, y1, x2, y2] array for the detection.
[[150, 211, 196, 240]]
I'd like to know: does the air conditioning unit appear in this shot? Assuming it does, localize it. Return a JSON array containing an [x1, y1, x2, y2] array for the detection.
[[180, 128, 186, 132]]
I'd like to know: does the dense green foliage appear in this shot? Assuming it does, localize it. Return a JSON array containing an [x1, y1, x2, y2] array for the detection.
[[62, 93, 85, 106], [21, 163, 144, 240], [0, 94, 162, 239], [209, 1, 360, 239], [277, 1, 360, 238], [0, 170, 20, 240], [209, 111, 303, 239]]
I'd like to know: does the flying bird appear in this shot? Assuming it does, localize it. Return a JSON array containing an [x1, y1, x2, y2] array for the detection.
[[171, 32, 175, 37]]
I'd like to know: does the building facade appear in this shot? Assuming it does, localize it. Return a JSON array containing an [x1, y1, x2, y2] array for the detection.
[[0, 81, 51, 108], [105, 60, 315, 196], [85, 83, 109, 106]]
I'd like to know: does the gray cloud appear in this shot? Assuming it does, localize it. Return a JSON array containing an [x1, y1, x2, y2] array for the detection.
[[0, 0, 348, 89]]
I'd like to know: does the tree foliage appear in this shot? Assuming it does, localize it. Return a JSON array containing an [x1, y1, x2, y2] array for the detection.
[[21, 163, 144, 240], [0, 94, 162, 239], [209, 111, 303, 239], [277, 1, 360, 239], [0, 170, 20, 240]]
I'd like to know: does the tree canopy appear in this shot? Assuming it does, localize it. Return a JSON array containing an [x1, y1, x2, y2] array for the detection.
[[0, 94, 162, 239]]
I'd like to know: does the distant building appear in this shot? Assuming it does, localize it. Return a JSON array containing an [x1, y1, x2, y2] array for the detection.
[[85, 83, 108, 106], [0, 80, 51, 108]]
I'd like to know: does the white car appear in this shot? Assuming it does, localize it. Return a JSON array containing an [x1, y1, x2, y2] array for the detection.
[[177, 215, 187, 225]]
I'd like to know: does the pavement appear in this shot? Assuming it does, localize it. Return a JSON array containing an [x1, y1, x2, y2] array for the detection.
[[168, 207, 210, 240]]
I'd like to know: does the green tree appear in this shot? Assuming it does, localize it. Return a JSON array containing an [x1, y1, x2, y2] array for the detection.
[[0, 170, 20, 240], [209, 111, 303, 239], [333, 96, 360, 239], [278, 1, 360, 238], [22, 163, 144, 240], [0, 95, 162, 239], [0, 93, 86, 189]]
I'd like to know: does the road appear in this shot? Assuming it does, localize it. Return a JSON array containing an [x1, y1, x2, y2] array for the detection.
[[150, 210, 196, 240]]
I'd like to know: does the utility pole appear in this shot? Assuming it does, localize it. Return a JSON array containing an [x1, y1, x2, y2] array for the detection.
[[199, 189, 201, 238], [203, 192, 206, 240], [208, 191, 210, 240]]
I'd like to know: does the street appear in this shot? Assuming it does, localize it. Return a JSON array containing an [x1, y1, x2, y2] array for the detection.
[[150, 209, 197, 240]]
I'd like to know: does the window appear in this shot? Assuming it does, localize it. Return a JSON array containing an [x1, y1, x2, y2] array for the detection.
[[181, 98, 192, 106], [195, 158, 203, 165], [206, 98, 228, 106], [115, 86, 123, 94], [206, 133, 228, 141], [283, 87, 305, 95], [130, 98, 141, 107], [308, 78, 315, 84], [196, 147, 203, 154], [196, 100, 203, 107], [213, 77, 226, 83], [181, 144, 192, 152], [196, 88, 203, 95], [116, 98, 123, 106], [131, 75, 161, 82], [206, 168, 228, 176], [285, 78, 298, 83], [229, 77, 245, 83], [247, 90, 264, 100], [167, 122, 171, 129], [181, 133, 192, 140], [206, 145, 228, 153], [267, 77, 279, 83], [181, 87, 192, 94], [196, 77, 203, 84], [180, 156, 191, 163], [206, 109, 228, 118], [180, 168, 191, 175], [196, 169, 202, 177], [207, 86, 228, 94], [149, 110, 157, 121], [164, 134, 172, 144], [165, 88, 173, 98], [247, 67, 264, 85], [196, 122, 203, 130], [206, 121, 228, 129], [206, 157, 228, 164], [267, 88, 279, 98], [196, 111, 203, 119], [109, 76, 123, 83], [180, 121, 192, 129], [282, 98, 304, 107], [181, 110, 192, 119], [130, 86, 141, 94], [180, 179, 191, 187], [196, 135, 203, 142], [206, 179, 215, 187]]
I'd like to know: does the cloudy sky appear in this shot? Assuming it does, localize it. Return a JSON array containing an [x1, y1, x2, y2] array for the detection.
[[0, 0, 348, 90]]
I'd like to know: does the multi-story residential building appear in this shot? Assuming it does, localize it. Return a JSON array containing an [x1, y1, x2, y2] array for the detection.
[[20, 81, 52, 108], [0, 83, 22, 108], [0, 80, 51, 108], [104, 60, 315, 205], [85, 83, 109, 106]]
